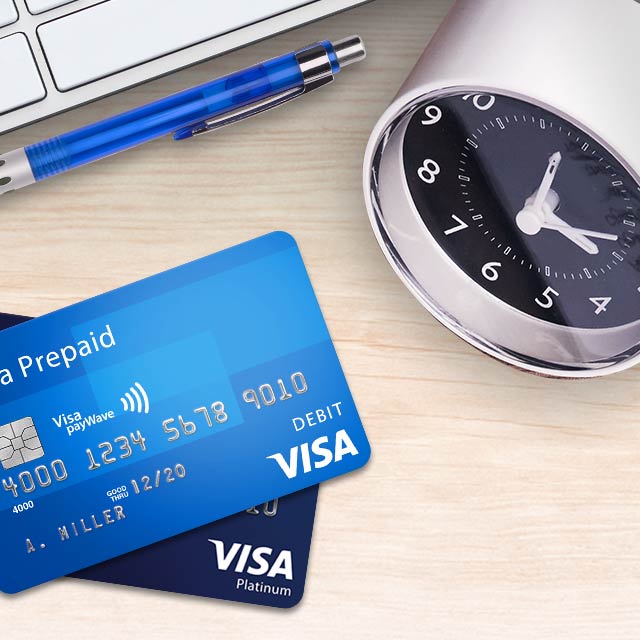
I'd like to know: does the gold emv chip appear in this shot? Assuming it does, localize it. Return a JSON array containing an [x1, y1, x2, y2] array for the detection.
[[0, 417, 45, 470]]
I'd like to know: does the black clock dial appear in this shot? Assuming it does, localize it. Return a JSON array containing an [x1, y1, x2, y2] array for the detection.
[[403, 92, 640, 329]]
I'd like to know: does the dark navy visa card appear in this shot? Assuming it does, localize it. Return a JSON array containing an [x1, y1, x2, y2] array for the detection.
[[0, 313, 318, 608], [0, 232, 370, 593], [72, 488, 319, 607]]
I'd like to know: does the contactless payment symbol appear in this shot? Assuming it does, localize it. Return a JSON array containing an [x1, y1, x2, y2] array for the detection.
[[0, 417, 45, 470], [119, 382, 150, 415]]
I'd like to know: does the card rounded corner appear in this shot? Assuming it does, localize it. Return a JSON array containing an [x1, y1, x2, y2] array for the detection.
[[269, 230, 299, 251], [0, 581, 20, 595], [281, 586, 306, 609], [360, 441, 372, 468]]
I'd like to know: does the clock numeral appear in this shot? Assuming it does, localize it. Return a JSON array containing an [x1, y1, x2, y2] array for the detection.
[[590, 297, 612, 315], [535, 286, 559, 309], [418, 159, 440, 184], [462, 93, 495, 111], [481, 262, 501, 282], [421, 105, 442, 126], [444, 215, 469, 236]]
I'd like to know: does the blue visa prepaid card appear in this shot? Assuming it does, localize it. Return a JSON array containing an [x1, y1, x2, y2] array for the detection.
[[0, 232, 370, 593]]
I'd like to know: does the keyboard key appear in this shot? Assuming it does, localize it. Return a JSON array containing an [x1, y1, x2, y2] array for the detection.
[[38, 0, 309, 91], [25, 0, 77, 14], [0, 34, 46, 115], [0, 0, 17, 27]]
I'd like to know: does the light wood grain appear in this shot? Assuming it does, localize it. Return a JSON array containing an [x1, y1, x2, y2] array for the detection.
[[3, 1, 640, 638]]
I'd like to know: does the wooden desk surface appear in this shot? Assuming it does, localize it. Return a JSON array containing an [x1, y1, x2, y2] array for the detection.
[[3, 1, 640, 637]]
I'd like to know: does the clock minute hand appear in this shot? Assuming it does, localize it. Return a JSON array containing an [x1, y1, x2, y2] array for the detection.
[[541, 223, 618, 242], [515, 196, 598, 254], [533, 151, 562, 211], [543, 210, 599, 255]]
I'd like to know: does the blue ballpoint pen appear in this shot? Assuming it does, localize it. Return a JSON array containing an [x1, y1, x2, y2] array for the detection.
[[0, 36, 365, 195]]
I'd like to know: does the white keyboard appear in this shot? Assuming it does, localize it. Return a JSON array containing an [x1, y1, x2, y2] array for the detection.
[[0, 0, 367, 134]]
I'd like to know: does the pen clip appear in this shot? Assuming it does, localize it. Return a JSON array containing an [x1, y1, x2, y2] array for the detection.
[[174, 42, 335, 140]]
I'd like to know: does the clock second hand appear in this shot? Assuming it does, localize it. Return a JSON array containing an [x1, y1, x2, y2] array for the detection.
[[541, 222, 618, 242], [537, 209, 598, 254], [516, 199, 600, 255]]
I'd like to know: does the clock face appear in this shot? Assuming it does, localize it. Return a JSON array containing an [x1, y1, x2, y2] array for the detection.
[[403, 91, 640, 329]]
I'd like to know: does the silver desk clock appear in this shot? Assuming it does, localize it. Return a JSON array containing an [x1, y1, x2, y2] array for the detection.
[[364, 0, 640, 377]]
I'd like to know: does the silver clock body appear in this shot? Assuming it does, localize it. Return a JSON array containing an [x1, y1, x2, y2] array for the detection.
[[363, 0, 640, 377]]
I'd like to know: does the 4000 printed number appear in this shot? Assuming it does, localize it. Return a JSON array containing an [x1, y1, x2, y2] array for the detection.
[[3, 459, 68, 498], [12, 500, 34, 514]]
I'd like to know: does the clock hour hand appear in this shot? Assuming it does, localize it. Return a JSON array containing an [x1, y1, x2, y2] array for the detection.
[[516, 153, 601, 254], [517, 150, 615, 254], [533, 151, 562, 211]]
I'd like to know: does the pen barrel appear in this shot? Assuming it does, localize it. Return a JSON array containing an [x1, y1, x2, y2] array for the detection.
[[24, 53, 304, 182]]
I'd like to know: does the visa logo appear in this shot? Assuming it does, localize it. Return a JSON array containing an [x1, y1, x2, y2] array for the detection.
[[266, 429, 359, 479], [208, 540, 293, 581]]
